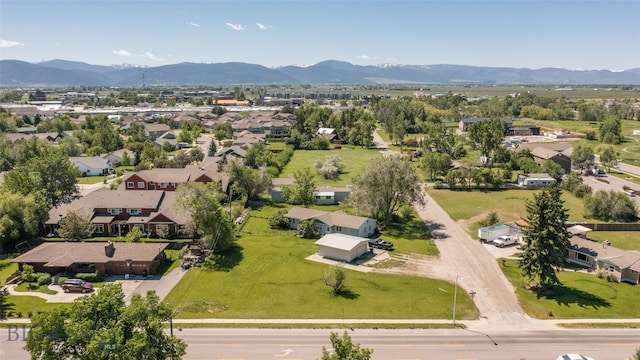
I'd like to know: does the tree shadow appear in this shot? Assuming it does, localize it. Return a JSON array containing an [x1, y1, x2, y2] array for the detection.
[[336, 288, 360, 300], [0, 289, 15, 319], [422, 220, 449, 240], [384, 214, 435, 240], [536, 285, 611, 309], [206, 244, 244, 272]]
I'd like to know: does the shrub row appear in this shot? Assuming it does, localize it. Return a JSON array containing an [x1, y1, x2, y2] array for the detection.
[[75, 271, 103, 283]]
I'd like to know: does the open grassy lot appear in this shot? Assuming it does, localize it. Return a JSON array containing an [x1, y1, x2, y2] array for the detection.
[[279, 146, 380, 186], [164, 212, 473, 320], [14, 282, 57, 295], [500, 259, 640, 319], [585, 232, 640, 251], [427, 188, 589, 223]]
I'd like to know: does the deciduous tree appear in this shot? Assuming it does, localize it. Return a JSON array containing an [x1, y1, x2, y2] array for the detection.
[[227, 158, 272, 201], [321, 331, 373, 360], [571, 145, 594, 170], [282, 168, 316, 206], [25, 284, 187, 360], [58, 211, 95, 241], [0, 190, 42, 253], [348, 154, 425, 227], [174, 182, 235, 252], [467, 118, 507, 166]]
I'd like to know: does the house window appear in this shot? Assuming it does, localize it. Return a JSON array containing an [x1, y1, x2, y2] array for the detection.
[[94, 224, 104, 233], [127, 209, 141, 215], [160, 182, 167, 188], [108, 208, 121, 215], [127, 182, 134, 189], [336, 226, 342, 232], [137, 181, 145, 189], [575, 252, 588, 262]]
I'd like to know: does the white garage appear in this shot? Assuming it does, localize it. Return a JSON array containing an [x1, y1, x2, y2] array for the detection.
[[315, 233, 370, 262]]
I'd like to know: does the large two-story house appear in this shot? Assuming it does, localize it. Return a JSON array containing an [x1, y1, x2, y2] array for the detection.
[[121, 167, 231, 194], [44, 188, 189, 238]]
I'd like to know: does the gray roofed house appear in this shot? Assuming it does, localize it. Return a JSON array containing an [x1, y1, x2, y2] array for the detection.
[[285, 206, 376, 238], [70, 156, 114, 176], [567, 236, 640, 284], [143, 123, 171, 140]]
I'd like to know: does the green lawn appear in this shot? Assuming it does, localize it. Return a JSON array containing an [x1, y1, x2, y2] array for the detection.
[[0, 258, 18, 285], [2, 296, 67, 319], [164, 214, 474, 320], [15, 282, 58, 295], [585, 232, 640, 251], [76, 176, 109, 184], [427, 188, 589, 223], [279, 146, 380, 186], [500, 259, 640, 319]]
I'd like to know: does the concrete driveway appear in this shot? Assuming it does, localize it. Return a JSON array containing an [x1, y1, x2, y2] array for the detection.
[[5, 268, 186, 304]]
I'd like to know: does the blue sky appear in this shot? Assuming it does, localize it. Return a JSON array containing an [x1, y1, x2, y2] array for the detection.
[[1, 0, 639, 70]]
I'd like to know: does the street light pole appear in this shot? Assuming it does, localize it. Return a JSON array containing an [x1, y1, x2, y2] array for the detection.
[[453, 275, 462, 327]]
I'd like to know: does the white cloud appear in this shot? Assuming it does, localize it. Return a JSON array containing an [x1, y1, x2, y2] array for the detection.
[[143, 52, 164, 62], [226, 23, 245, 31], [357, 54, 371, 60], [256, 22, 272, 30], [0, 39, 24, 47], [386, 57, 398, 63], [113, 49, 132, 57], [186, 21, 200, 27]]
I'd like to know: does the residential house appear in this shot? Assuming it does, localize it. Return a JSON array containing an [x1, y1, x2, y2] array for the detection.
[[70, 156, 114, 176], [13, 241, 169, 276], [270, 179, 351, 204], [315, 233, 370, 262], [517, 173, 555, 188], [457, 117, 512, 133], [507, 126, 541, 136], [102, 148, 131, 167], [518, 142, 574, 173], [155, 130, 180, 149], [233, 130, 265, 148], [143, 123, 171, 140], [567, 236, 640, 284], [215, 146, 247, 159], [121, 167, 231, 194], [316, 127, 338, 142], [285, 206, 376, 238], [43, 187, 188, 238]]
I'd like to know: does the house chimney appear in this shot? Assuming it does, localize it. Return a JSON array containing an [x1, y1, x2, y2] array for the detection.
[[105, 241, 115, 257]]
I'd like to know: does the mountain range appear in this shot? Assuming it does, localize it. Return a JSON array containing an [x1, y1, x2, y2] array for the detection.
[[1, 59, 640, 87]]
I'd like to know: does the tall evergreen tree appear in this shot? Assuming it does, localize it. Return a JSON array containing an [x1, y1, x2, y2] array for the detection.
[[519, 184, 570, 290]]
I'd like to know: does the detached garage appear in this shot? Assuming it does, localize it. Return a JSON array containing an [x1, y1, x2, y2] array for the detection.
[[315, 233, 369, 263]]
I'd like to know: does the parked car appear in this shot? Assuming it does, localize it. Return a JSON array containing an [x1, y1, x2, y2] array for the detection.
[[368, 238, 394, 251], [556, 354, 594, 360], [624, 189, 636, 197], [492, 235, 518, 248], [61, 279, 93, 293]]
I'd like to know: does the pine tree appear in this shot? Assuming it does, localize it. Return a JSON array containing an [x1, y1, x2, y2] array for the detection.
[[519, 184, 570, 290]]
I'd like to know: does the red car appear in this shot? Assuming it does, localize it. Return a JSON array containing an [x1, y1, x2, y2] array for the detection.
[[61, 279, 93, 293]]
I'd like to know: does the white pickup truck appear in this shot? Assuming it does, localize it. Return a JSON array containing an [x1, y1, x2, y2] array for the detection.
[[493, 235, 518, 248]]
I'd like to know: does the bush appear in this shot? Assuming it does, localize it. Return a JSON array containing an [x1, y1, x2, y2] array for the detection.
[[572, 183, 592, 198], [268, 210, 290, 229], [37, 273, 52, 286], [75, 271, 103, 283], [58, 276, 68, 285]]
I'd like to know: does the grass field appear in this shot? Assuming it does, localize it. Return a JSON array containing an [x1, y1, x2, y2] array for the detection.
[[1, 296, 68, 318], [427, 188, 589, 223], [585, 232, 640, 251], [279, 146, 381, 186], [164, 212, 472, 320], [500, 259, 640, 319]]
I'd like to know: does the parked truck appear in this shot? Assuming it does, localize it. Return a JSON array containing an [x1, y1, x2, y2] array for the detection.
[[478, 224, 510, 243], [493, 235, 519, 248]]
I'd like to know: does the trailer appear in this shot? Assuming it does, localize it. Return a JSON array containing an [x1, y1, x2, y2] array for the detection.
[[478, 224, 511, 243]]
